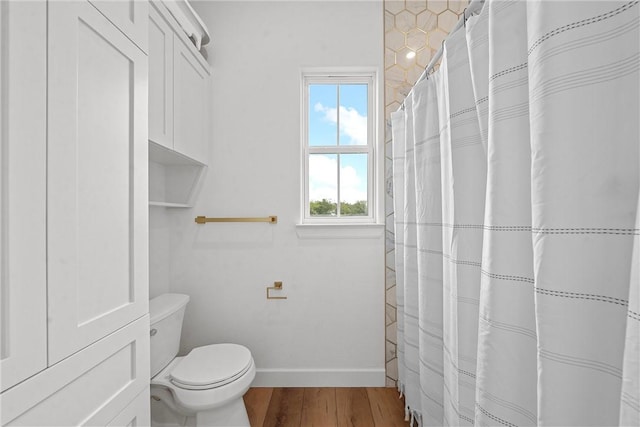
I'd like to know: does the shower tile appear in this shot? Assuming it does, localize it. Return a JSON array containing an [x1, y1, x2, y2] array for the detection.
[[438, 9, 458, 33], [392, 88, 406, 105], [386, 176, 394, 201], [385, 11, 395, 33], [407, 64, 425, 85], [387, 250, 396, 270], [385, 0, 404, 15], [406, 1, 427, 14], [385, 140, 393, 158], [428, 28, 447, 51], [386, 64, 405, 87], [427, 0, 448, 14], [386, 195, 393, 217], [406, 28, 427, 51], [448, 0, 467, 14], [386, 285, 397, 308], [385, 48, 396, 71], [385, 340, 397, 362], [396, 46, 417, 70], [386, 358, 398, 380], [386, 230, 395, 253], [385, 102, 401, 120], [386, 303, 397, 325], [416, 46, 432, 67], [386, 212, 395, 232], [386, 266, 396, 288], [395, 10, 416, 34], [417, 10, 437, 32], [386, 28, 405, 51], [386, 322, 397, 344]]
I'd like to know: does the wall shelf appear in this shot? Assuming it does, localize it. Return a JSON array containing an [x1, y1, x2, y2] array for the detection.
[[149, 141, 207, 208], [149, 201, 191, 208]]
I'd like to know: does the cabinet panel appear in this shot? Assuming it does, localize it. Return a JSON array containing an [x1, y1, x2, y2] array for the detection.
[[107, 387, 150, 427], [89, 0, 148, 53], [148, 4, 174, 149], [0, 0, 48, 392], [47, 0, 149, 364], [1, 316, 150, 426], [173, 37, 210, 164]]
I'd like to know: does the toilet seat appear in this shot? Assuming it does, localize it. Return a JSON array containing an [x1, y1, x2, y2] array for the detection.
[[170, 344, 253, 390]]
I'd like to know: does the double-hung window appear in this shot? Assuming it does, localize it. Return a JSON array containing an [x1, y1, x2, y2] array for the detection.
[[301, 70, 376, 223]]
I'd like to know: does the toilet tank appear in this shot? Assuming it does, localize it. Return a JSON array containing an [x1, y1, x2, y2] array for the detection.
[[149, 293, 190, 377]]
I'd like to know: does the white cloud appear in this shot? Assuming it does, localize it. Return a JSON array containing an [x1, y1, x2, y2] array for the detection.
[[309, 155, 367, 203], [314, 102, 367, 145]]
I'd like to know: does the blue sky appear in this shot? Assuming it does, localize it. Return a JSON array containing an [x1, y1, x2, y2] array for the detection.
[[308, 84, 368, 204]]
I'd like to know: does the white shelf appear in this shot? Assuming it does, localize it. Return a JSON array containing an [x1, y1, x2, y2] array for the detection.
[[149, 141, 207, 207], [149, 201, 191, 208]]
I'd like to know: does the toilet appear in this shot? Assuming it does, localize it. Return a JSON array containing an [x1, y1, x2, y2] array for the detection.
[[149, 293, 255, 427]]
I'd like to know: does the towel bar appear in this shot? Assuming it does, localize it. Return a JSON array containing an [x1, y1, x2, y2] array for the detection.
[[194, 215, 277, 224]]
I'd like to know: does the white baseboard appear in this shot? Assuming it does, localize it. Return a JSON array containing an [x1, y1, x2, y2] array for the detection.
[[252, 368, 386, 387]]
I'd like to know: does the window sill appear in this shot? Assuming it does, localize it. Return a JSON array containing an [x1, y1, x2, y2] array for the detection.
[[295, 223, 385, 239]]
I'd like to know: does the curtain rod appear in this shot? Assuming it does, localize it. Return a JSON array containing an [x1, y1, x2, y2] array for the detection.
[[400, 0, 485, 111]]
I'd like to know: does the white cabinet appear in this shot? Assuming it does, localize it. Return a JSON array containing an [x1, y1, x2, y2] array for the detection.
[[0, 0, 48, 392], [1, 316, 149, 426], [108, 387, 151, 427], [174, 36, 210, 163], [148, 1, 211, 165], [89, 0, 149, 53], [149, 4, 174, 149], [47, 0, 149, 364], [1, 0, 150, 425]]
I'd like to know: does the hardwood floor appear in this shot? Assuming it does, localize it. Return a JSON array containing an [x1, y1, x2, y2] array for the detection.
[[244, 387, 410, 427]]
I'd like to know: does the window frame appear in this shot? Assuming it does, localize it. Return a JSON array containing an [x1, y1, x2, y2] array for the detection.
[[300, 69, 378, 224]]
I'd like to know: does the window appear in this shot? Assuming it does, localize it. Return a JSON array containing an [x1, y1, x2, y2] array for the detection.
[[301, 70, 376, 223]]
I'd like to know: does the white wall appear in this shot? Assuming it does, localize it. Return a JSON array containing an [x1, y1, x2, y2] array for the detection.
[[160, 0, 385, 386]]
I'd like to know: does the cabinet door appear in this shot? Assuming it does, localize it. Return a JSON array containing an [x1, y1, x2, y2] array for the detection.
[[0, 0, 48, 392], [107, 387, 150, 427], [173, 36, 210, 164], [88, 0, 148, 53], [47, 0, 149, 364], [1, 316, 150, 426], [148, 4, 174, 150]]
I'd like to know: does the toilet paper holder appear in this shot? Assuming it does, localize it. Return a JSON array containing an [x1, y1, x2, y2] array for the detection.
[[267, 281, 287, 300]]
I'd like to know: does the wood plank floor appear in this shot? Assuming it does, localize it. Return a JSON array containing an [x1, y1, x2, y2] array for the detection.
[[244, 387, 410, 427]]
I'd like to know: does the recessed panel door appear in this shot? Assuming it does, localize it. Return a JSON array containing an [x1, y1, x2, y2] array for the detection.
[[47, 0, 148, 364], [148, 4, 174, 149], [0, 0, 48, 391], [173, 37, 210, 164], [89, 0, 148, 53]]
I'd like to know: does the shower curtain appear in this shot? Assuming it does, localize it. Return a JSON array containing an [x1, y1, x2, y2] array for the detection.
[[391, 1, 640, 426]]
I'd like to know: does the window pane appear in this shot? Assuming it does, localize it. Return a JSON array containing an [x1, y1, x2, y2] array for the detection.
[[309, 84, 337, 146], [309, 154, 337, 216], [339, 153, 368, 216], [338, 84, 368, 146]]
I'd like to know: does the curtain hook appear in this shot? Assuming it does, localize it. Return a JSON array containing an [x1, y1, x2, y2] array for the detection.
[[463, 7, 467, 28]]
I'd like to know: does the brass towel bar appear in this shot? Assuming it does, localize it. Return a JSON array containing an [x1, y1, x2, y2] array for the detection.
[[195, 215, 278, 224]]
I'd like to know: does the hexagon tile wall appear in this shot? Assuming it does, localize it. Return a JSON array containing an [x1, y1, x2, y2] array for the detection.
[[383, 0, 468, 388]]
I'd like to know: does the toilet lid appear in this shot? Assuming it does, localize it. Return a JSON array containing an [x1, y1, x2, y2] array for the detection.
[[170, 343, 252, 389]]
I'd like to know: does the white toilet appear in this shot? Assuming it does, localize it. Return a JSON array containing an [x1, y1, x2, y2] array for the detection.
[[149, 293, 255, 427]]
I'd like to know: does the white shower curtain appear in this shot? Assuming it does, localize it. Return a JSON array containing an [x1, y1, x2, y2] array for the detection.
[[392, 1, 640, 426]]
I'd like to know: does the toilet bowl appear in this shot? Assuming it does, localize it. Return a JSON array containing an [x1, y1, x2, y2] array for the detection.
[[149, 294, 255, 427]]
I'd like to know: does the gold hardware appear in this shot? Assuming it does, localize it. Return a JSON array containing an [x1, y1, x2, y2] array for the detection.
[[267, 281, 287, 300], [195, 215, 277, 224]]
